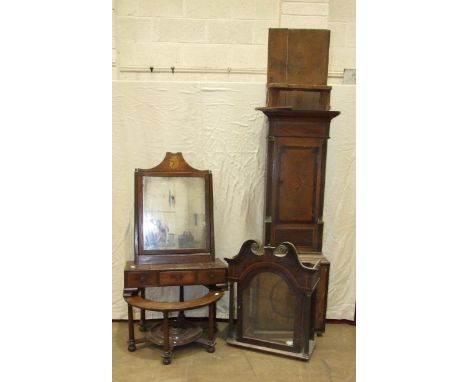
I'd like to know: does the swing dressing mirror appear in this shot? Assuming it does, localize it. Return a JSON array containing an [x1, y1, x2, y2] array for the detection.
[[134, 152, 214, 264]]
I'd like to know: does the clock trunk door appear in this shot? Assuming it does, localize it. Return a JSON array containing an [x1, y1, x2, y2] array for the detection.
[[269, 137, 326, 252]]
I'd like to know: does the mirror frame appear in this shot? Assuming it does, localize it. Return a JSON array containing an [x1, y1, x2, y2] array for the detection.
[[134, 152, 214, 265]]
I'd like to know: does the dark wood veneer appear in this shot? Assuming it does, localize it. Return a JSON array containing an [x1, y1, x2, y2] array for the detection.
[[134, 152, 215, 265], [258, 109, 338, 333], [257, 29, 341, 336], [124, 153, 227, 364], [259, 109, 339, 253], [225, 240, 320, 360]]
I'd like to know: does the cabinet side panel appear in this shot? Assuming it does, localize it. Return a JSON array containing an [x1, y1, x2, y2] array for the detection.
[[267, 29, 288, 85], [264, 136, 275, 245], [274, 228, 316, 247], [287, 29, 330, 86], [315, 262, 329, 332]]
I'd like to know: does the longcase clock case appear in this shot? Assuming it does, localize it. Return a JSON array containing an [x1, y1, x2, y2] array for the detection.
[[258, 29, 341, 334]]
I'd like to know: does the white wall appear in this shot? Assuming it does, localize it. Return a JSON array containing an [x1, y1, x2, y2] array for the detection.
[[112, 81, 355, 320], [113, 0, 355, 81], [112, 0, 356, 321], [328, 0, 355, 73]]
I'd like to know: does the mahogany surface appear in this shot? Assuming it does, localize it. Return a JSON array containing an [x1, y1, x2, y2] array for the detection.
[[125, 290, 223, 312], [123, 153, 227, 364], [267, 29, 330, 86], [134, 152, 215, 265], [260, 30, 341, 335], [267, 29, 331, 110], [260, 108, 340, 253], [298, 252, 330, 333], [124, 259, 227, 288], [259, 109, 337, 334], [225, 240, 320, 360]]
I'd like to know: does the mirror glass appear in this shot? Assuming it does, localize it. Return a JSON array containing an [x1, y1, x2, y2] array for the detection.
[[242, 272, 296, 346], [142, 176, 206, 250]]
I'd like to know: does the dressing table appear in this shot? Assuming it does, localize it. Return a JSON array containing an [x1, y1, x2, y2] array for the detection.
[[123, 152, 227, 364]]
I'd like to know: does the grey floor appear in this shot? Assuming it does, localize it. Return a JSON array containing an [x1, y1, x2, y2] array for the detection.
[[113, 321, 355, 382]]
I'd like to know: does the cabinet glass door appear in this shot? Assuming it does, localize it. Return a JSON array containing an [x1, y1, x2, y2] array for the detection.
[[242, 271, 297, 346]]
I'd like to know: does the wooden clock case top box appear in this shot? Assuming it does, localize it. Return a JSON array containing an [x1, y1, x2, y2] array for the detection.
[[267, 28, 332, 111]]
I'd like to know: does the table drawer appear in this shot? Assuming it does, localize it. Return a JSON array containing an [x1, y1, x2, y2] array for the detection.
[[126, 271, 158, 287], [159, 271, 197, 286], [197, 269, 226, 285]]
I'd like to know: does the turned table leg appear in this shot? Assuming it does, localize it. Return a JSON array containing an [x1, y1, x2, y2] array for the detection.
[[138, 288, 147, 331], [228, 281, 235, 337], [175, 286, 186, 326], [162, 311, 172, 365], [127, 304, 136, 352], [207, 302, 216, 353]]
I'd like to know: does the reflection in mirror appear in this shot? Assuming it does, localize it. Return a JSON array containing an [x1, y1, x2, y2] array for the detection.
[[142, 176, 206, 250]]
